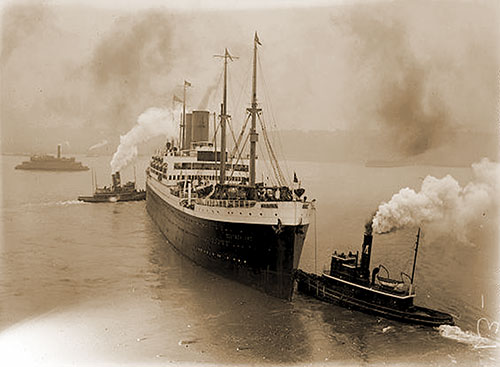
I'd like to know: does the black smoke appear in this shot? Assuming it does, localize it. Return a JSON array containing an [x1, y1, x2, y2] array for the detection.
[[332, 6, 455, 156], [89, 10, 174, 130]]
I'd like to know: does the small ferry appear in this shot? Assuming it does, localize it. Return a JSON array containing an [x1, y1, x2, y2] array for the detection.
[[295, 227, 454, 326], [78, 171, 145, 203], [15, 144, 89, 171]]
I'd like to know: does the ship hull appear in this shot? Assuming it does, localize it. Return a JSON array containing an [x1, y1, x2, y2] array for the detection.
[[146, 182, 309, 300]]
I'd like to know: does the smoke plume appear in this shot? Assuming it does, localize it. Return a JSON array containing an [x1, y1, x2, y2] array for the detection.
[[88, 139, 108, 151], [110, 107, 179, 173], [197, 81, 220, 110], [372, 158, 500, 242], [333, 7, 455, 156]]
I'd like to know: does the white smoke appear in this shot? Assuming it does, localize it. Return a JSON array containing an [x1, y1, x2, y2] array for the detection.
[[372, 158, 500, 242], [110, 107, 179, 173], [88, 139, 108, 151]]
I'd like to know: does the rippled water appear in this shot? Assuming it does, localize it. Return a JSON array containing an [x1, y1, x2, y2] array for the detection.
[[0, 155, 498, 366]]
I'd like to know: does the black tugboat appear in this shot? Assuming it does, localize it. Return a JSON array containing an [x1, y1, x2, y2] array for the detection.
[[78, 171, 146, 203], [295, 226, 454, 326]]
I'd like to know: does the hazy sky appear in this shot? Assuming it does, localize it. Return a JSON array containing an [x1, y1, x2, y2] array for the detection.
[[1, 0, 498, 153]]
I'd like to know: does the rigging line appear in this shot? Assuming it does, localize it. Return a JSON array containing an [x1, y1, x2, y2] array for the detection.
[[226, 67, 247, 137], [228, 133, 250, 180], [258, 142, 277, 187], [230, 114, 251, 158], [258, 114, 286, 185], [210, 68, 225, 109], [256, 128, 277, 186], [259, 122, 282, 186], [314, 206, 318, 274], [257, 56, 292, 183], [226, 116, 239, 157], [231, 57, 252, 128]]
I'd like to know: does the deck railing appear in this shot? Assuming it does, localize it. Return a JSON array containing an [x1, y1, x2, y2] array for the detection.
[[195, 198, 257, 208]]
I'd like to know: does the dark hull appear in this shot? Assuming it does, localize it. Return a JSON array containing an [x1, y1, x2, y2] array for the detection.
[[78, 191, 146, 203], [296, 270, 454, 327], [146, 183, 308, 300]]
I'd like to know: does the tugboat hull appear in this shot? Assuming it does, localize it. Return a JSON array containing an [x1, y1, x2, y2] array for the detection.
[[146, 183, 309, 300], [295, 270, 454, 327], [78, 191, 146, 203]]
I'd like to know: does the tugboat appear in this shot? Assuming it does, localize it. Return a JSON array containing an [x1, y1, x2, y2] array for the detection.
[[15, 144, 89, 171], [146, 33, 313, 300], [295, 226, 454, 326], [78, 171, 145, 203]]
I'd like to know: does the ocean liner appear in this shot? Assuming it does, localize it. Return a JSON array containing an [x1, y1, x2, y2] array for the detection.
[[146, 34, 313, 299], [15, 144, 89, 171]]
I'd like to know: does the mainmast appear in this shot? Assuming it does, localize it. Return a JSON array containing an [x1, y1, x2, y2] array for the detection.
[[215, 48, 237, 184], [248, 32, 262, 186]]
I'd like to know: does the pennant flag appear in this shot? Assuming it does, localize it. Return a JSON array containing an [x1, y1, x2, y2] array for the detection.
[[173, 95, 183, 103], [293, 172, 298, 183], [254, 32, 262, 46], [184, 80, 192, 87]]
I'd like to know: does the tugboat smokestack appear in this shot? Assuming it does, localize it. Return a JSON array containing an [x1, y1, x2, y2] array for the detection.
[[112, 171, 121, 190], [360, 220, 374, 280]]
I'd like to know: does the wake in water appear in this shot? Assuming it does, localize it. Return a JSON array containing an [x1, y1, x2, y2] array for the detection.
[[34, 200, 88, 207], [439, 324, 499, 349], [54, 200, 88, 206]]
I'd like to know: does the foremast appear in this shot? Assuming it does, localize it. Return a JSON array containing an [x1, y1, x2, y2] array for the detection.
[[248, 32, 262, 187], [215, 48, 237, 184]]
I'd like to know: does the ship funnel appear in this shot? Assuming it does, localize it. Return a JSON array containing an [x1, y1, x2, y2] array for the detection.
[[360, 223, 373, 280], [183, 113, 193, 150], [57, 144, 61, 159], [112, 171, 121, 190], [191, 110, 209, 143]]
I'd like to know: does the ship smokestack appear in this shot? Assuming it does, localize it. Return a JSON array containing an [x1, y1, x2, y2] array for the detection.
[[191, 110, 209, 143], [57, 144, 61, 159], [183, 113, 193, 150], [360, 220, 373, 280], [112, 171, 121, 190]]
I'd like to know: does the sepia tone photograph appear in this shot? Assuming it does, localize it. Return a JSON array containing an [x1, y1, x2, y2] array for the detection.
[[0, 0, 499, 366]]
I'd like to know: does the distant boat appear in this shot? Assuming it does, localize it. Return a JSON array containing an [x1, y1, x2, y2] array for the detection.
[[295, 228, 454, 327], [364, 159, 416, 168], [15, 144, 89, 171], [78, 171, 146, 203]]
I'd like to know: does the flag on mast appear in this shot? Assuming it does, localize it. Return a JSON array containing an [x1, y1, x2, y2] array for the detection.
[[184, 80, 192, 87], [173, 95, 183, 103]]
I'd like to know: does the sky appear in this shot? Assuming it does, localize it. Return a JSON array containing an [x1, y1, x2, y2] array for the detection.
[[0, 0, 499, 154]]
